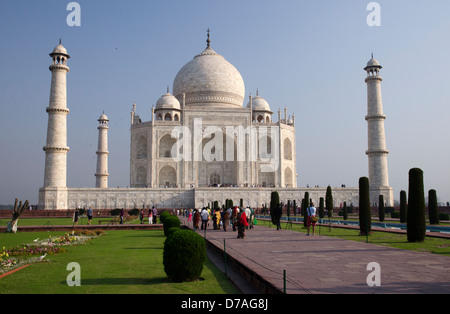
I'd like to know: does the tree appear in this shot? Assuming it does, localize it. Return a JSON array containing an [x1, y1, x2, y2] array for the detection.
[[407, 168, 426, 242], [359, 177, 371, 235], [428, 189, 439, 225], [378, 195, 385, 222], [400, 190, 407, 223], [342, 202, 348, 220], [303, 192, 309, 227], [319, 197, 325, 219], [270, 191, 280, 225], [325, 186, 333, 218], [7, 198, 29, 233]]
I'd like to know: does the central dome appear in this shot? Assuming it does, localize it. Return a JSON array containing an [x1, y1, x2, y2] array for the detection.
[[172, 46, 245, 108]]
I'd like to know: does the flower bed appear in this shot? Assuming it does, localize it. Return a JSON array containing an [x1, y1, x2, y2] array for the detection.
[[0, 230, 104, 275]]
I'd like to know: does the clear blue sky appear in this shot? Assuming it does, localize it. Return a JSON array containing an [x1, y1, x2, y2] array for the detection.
[[1, 0, 449, 205]]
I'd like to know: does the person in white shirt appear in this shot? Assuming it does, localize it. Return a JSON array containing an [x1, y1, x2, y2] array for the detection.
[[201, 207, 209, 230], [307, 202, 317, 236]]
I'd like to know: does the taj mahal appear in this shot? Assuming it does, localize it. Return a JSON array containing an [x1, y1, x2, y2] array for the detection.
[[38, 33, 393, 210]]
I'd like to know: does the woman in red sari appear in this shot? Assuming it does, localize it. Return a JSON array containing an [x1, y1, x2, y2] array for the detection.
[[237, 210, 249, 239]]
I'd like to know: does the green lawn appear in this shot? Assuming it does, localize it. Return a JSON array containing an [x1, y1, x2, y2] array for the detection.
[[257, 219, 450, 256], [0, 230, 239, 294]]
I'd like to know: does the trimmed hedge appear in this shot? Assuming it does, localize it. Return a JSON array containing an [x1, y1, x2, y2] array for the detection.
[[359, 177, 371, 235], [407, 168, 426, 242], [159, 211, 171, 224], [163, 215, 181, 236], [163, 229, 206, 282]]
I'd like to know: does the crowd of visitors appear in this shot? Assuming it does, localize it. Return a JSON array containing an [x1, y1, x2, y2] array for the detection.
[[181, 206, 255, 239]]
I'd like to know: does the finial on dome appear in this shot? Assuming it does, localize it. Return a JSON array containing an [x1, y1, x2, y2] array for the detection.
[[167, 85, 170, 93], [256, 88, 259, 96], [371, 52, 374, 59], [206, 28, 211, 48]]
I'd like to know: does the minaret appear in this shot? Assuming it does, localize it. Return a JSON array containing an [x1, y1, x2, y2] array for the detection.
[[364, 55, 391, 204], [95, 113, 109, 188], [40, 41, 70, 209]]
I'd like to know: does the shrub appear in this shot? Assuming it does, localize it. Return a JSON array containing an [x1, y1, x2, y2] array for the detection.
[[407, 168, 426, 242], [269, 191, 280, 225], [439, 213, 449, 220], [326, 186, 333, 218], [428, 189, 439, 225], [359, 177, 371, 235], [342, 202, 348, 220], [160, 211, 171, 224], [400, 190, 407, 223], [319, 197, 325, 219], [128, 208, 140, 216], [163, 216, 180, 236], [163, 229, 206, 282], [379, 195, 385, 222], [166, 227, 181, 238], [391, 211, 400, 219], [110, 208, 121, 216]]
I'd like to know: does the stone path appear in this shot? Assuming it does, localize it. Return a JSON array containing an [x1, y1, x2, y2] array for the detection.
[[197, 224, 450, 294]]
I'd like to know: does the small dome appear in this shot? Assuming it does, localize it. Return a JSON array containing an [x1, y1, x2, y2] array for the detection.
[[50, 43, 70, 58], [247, 95, 271, 112], [98, 113, 109, 121], [155, 92, 181, 110], [365, 56, 382, 70]]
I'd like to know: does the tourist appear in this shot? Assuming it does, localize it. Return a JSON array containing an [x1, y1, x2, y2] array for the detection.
[[306, 202, 317, 236], [231, 206, 239, 231], [188, 209, 192, 222], [149, 210, 153, 224], [222, 208, 229, 232], [152, 207, 157, 224], [249, 207, 255, 229], [87, 207, 93, 225], [201, 207, 209, 230], [245, 206, 251, 229], [73, 208, 79, 227], [140, 209, 144, 224], [120, 208, 124, 224], [193, 209, 200, 230], [214, 209, 221, 230], [236, 209, 248, 238]]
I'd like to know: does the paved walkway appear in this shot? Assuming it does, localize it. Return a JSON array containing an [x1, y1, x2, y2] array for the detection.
[[196, 223, 450, 294]]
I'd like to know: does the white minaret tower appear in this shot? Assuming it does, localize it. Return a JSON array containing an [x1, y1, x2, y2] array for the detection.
[[95, 113, 109, 188], [364, 55, 392, 205], [39, 41, 70, 209]]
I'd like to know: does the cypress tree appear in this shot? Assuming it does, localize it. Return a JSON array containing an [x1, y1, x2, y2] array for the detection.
[[293, 200, 297, 216], [342, 201, 348, 220], [378, 195, 385, 222], [428, 189, 439, 225], [304, 192, 309, 227], [325, 186, 333, 218], [270, 191, 280, 225], [359, 177, 371, 235], [407, 168, 426, 242], [319, 197, 325, 218], [400, 190, 407, 223]]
